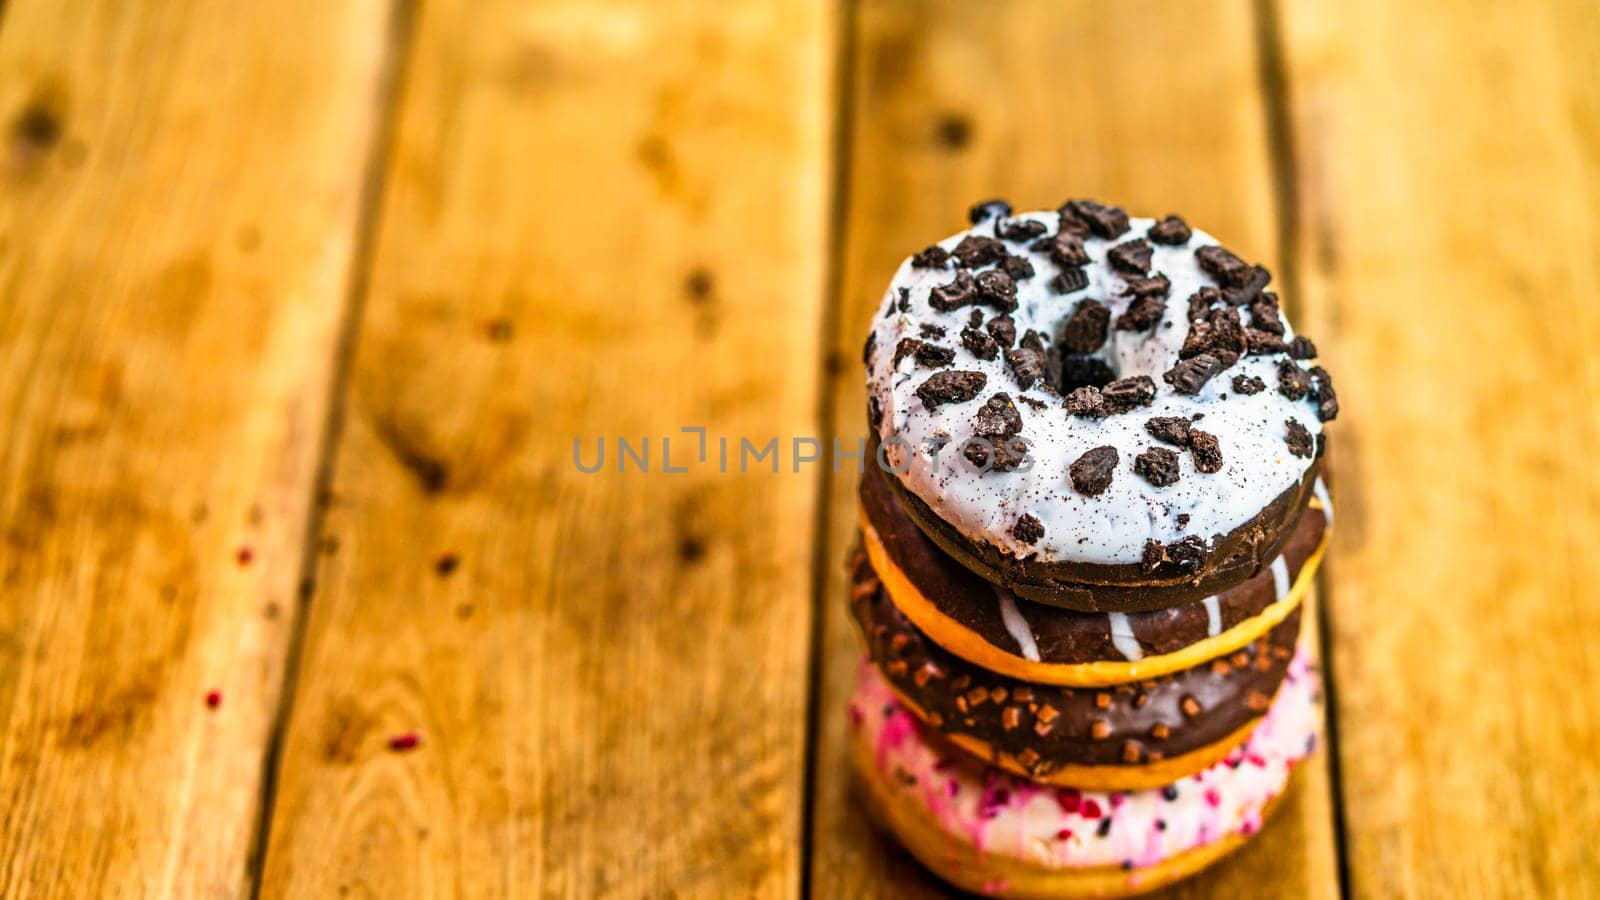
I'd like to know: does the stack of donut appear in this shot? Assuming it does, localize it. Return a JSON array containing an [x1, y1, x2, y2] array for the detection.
[[850, 199, 1337, 898]]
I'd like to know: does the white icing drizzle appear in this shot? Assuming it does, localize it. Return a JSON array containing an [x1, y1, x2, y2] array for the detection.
[[1202, 595, 1222, 637], [1271, 557, 1291, 601], [996, 590, 1042, 662], [1313, 476, 1334, 523], [866, 209, 1326, 566], [1106, 612, 1143, 661]]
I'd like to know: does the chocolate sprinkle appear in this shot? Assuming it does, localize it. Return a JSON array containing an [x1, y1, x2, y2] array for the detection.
[[1147, 215, 1192, 246], [1145, 416, 1192, 446], [1284, 418, 1314, 458], [1134, 447, 1181, 487], [1107, 238, 1153, 275], [1059, 300, 1110, 354], [1163, 353, 1223, 394], [1232, 374, 1266, 395], [1012, 514, 1045, 545], [1069, 446, 1119, 495], [916, 370, 986, 409], [1189, 430, 1224, 473]]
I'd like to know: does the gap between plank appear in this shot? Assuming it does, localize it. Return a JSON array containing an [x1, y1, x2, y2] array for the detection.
[[799, 1, 860, 897], [1252, 1, 1352, 898], [244, 0, 424, 892]]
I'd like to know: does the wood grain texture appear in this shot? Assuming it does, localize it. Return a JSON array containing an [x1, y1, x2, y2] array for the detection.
[[0, 0, 392, 896], [808, 1, 1340, 896], [256, 1, 839, 896], [1277, 1, 1600, 896]]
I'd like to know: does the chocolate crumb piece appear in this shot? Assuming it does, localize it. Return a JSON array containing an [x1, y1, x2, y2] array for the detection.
[[929, 270, 977, 311], [1309, 365, 1339, 421], [1145, 416, 1192, 446], [1107, 238, 1153, 275], [1162, 786, 1180, 802], [1246, 328, 1289, 355], [1168, 535, 1207, 573], [1189, 430, 1224, 473], [1098, 818, 1113, 838], [916, 370, 987, 409], [961, 326, 999, 360], [1000, 254, 1035, 281], [1050, 266, 1089, 295], [952, 234, 1007, 268], [911, 244, 950, 269], [1121, 273, 1171, 299], [861, 331, 876, 367], [1060, 199, 1130, 239], [1163, 353, 1223, 394], [986, 314, 1017, 348], [1018, 395, 1049, 411], [1222, 265, 1272, 305], [1288, 335, 1318, 359], [1004, 347, 1046, 389], [1232, 373, 1266, 394], [1090, 719, 1111, 740], [1134, 447, 1182, 487], [1064, 385, 1107, 418], [1249, 294, 1285, 334], [919, 323, 946, 339], [1012, 514, 1044, 544], [1278, 359, 1311, 400], [1187, 286, 1221, 322], [996, 217, 1047, 242], [894, 337, 927, 369], [1059, 355, 1116, 392], [1070, 446, 1119, 495], [973, 393, 1023, 437], [914, 343, 956, 368], [897, 287, 912, 312], [968, 198, 1012, 224], [969, 309, 984, 326], [1284, 418, 1314, 458], [867, 395, 883, 429], [974, 268, 1018, 311], [964, 434, 1029, 473], [1044, 233, 1091, 267], [1101, 375, 1156, 413], [1195, 244, 1252, 288], [1176, 513, 1190, 528], [1059, 299, 1110, 354], [1147, 215, 1192, 245], [1116, 294, 1165, 332], [1121, 741, 1143, 763], [1181, 696, 1201, 718]]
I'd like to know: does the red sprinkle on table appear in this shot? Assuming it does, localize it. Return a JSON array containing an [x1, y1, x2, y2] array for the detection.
[[235, 546, 254, 566], [204, 690, 222, 709], [389, 732, 421, 751]]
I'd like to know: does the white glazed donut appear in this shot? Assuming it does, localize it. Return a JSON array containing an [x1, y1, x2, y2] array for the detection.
[[861, 201, 1337, 611]]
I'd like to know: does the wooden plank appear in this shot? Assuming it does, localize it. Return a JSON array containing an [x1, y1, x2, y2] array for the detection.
[[0, 0, 393, 896], [256, 1, 839, 896], [1276, 1, 1600, 896], [809, 1, 1341, 896]]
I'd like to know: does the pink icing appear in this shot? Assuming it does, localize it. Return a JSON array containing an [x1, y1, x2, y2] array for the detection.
[[852, 646, 1321, 871]]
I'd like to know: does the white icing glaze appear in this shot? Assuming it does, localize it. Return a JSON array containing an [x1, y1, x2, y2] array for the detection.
[[866, 210, 1324, 565], [1313, 476, 1333, 524], [1106, 612, 1143, 661], [1270, 557, 1291, 601], [1201, 595, 1222, 638], [996, 590, 1042, 663], [850, 648, 1320, 871]]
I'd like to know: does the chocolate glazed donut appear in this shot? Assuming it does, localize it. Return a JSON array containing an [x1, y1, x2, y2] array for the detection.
[[848, 549, 1302, 791]]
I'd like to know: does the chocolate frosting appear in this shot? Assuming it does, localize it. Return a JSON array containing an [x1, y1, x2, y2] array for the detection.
[[849, 549, 1302, 774], [861, 461, 1326, 664], [873, 431, 1320, 612]]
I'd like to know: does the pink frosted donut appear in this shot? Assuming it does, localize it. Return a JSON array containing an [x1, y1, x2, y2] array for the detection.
[[848, 647, 1321, 898]]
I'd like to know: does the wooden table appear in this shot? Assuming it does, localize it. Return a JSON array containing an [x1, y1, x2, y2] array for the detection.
[[2, 1, 1597, 896]]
